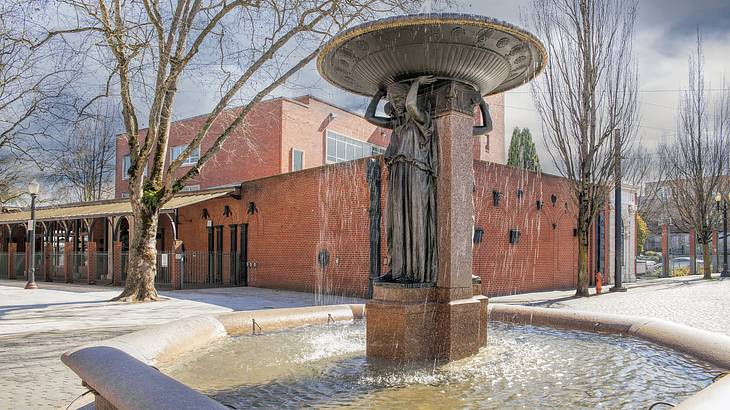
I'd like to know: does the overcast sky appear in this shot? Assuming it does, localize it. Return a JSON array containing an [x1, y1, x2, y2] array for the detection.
[[171, 0, 730, 173]]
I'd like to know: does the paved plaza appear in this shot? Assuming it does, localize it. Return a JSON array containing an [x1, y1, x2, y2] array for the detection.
[[0, 276, 728, 409]]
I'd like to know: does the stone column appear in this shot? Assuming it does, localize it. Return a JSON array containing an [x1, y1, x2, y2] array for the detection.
[[113, 241, 123, 286], [7, 242, 16, 280], [43, 243, 53, 282], [661, 224, 669, 277], [64, 241, 73, 283], [366, 81, 488, 363], [689, 228, 697, 275], [170, 240, 183, 290], [87, 242, 97, 285]]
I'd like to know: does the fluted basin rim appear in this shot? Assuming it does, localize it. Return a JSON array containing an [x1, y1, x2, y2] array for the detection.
[[317, 13, 548, 97]]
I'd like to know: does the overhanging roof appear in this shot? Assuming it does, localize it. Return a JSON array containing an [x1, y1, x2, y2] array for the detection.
[[0, 189, 233, 225]]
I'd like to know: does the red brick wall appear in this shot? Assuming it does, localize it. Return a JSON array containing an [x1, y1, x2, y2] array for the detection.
[[116, 99, 283, 198], [178, 158, 579, 297], [116, 94, 506, 198], [472, 162, 578, 295]]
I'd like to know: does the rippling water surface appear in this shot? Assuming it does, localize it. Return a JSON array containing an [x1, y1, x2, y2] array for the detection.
[[164, 321, 719, 409]]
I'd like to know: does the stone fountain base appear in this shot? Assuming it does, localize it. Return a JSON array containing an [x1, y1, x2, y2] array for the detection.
[[366, 282, 488, 362]]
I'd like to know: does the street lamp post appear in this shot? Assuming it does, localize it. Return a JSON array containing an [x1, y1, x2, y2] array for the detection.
[[715, 192, 729, 278], [24, 179, 40, 290]]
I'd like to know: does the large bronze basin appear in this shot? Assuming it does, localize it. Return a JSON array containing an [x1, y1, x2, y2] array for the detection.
[[317, 13, 547, 97]]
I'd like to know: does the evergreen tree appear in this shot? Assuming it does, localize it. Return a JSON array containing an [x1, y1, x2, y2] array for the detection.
[[507, 127, 541, 172]]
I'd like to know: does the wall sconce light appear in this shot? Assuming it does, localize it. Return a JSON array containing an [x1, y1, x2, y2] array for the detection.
[[492, 190, 501, 206], [223, 205, 232, 217], [247, 202, 258, 215], [473, 227, 484, 244], [318, 249, 330, 268], [201, 208, 210, 220], [509, 228, 520, 244], [536, 200, 544, 210], [516, 189, 524, 199], [550, 194, 557, 206]]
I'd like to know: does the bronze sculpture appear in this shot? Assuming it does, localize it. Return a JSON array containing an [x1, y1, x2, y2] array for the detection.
[[365, 76, 493, 283]]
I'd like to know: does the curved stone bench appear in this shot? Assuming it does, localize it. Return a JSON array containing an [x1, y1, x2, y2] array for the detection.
[[62, 303, 729, 409]]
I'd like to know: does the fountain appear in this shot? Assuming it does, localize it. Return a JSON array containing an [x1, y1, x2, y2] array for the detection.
[[317, 13, 546, 362], [60, 14, 730, 410]]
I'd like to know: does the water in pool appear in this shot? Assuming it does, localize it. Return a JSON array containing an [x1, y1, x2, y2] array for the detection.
[[163, 321, 719, 409]]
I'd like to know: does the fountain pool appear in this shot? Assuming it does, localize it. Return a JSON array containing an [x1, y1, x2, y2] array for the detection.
[[163, 321, 719, 409]]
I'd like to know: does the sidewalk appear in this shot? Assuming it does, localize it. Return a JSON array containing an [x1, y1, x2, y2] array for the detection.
[[1, 276, 728, 409], [491, 275, 730, 336], [0, 281, 362, 409]]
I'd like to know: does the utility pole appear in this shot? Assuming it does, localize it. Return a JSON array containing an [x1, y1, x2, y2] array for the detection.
[[611, 129, 627, 292]]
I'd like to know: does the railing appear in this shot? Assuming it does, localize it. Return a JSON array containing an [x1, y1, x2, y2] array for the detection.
[[0, 253, 7, 279], [0, 248, 247, 290], [13, 254, 25, 279], [179, 251, 241, 288], [155, 252, 173, 288], [93, 252, 111, 283], [50, 252, 65, 282]]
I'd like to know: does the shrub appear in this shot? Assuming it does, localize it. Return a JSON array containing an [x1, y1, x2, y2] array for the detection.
[[672, 267, 690, 277]]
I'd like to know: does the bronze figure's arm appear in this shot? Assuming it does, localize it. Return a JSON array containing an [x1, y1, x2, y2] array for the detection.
[[406, 76, 436, 124], [364, 89, 393, 129], [473, 99, 493, 136]]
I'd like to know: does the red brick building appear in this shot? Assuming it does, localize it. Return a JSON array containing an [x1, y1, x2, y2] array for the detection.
[[3, 93, 643, 298], [115, 94, 505, 197]]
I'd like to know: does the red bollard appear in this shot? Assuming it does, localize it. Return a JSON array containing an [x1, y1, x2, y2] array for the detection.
[[596, 271, 603, 295]]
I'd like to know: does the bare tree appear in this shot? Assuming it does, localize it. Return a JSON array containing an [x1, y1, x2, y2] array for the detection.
[[528, 0, 639, 296], [623, 145, 665, 225], [45, 102, 117, 202], [44, 0, 424, 301], [659, 31, 729, 280], [0, 2, 79, 201]]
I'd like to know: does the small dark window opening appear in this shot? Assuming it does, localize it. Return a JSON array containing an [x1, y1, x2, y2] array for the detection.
[[247, 202, 258, 215], [318, 249, 330, 268], [509, 229, 521, 244], [550, 194, 558, 206], [492, 190, 501, 206], [223, 205, 232, 217], [552, 223, 557, 230], [516, 189, 524, 199], [573, 228, 578, 237], [201, 208, 210, 220], [536, 200, 544, 210], [473, 228, 484, 244]]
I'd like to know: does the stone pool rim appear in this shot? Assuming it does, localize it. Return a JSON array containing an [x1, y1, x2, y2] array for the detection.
[[61, 303, 729, 410]]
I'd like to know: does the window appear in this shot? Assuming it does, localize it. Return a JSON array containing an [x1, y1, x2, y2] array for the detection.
[[171, 145, 200, 166], [325, 130, 385, 164], [292, 148, 304, 171], [181, 184, 200, 192], [122, 155, 131, 179], [121, 192, 130, 198], [122, 155, 147, 179]]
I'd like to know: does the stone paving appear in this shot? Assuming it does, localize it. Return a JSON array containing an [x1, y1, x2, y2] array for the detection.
[[0, 280, 361, 409], [0, 276, 728, 409], [491, 274, 730, 336]]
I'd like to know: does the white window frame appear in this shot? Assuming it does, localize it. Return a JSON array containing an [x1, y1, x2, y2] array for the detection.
[[171, 144, 200, 166], [181, 184, 200, 192], [325, 130, 385, 164], [122, 155, 147, 179], [291, 148, 305, 171]]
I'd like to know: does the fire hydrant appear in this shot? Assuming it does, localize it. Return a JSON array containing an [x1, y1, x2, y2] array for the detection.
[[596, 271, 603, 295]]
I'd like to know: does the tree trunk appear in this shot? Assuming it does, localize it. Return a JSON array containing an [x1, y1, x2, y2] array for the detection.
[[112, 205, 160, 302], [702, 242, 712, 280], [576, 225, 590, 297]]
